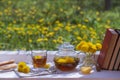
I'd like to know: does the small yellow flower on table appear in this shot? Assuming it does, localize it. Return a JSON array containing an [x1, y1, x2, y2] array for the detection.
[[18, 62, 30, 73]]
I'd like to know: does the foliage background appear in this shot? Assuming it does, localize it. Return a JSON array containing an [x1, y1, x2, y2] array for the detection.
[[0, 0, 120, 50]]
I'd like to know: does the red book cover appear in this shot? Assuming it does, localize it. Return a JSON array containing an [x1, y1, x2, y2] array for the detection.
[[97, 28, 117, 69]]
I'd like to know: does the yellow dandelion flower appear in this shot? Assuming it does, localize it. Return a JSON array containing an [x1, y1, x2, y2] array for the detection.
[[77, 24, 82, 27], [0, 12, 3, 16], [38, 18, 44, 23], [36, 25, 40, 29], [7, 34, 11, 38], [107, 20, 111, 24], [76, 36, 82, 40], [90, 31, 96, 35], [84, 19, 89, 22], [55, 20, 60, 24], [80, 44, 89, 53], [28, 39, 32, 43], [71, 25, 76, 29], [66, 23, 71, 26], [76, 43, 81, 50], [76, 41, 87, 51], [42, 27, 48, 31], [91, 35, 96, 39], [65, 26, 71, 32], [96, 18, 101, 21], [8, 1, 12, 4], [22, 32, 25, 36], [74, 32, 79, 36], [13, 20, 16, 24], [77, 6, 81, 10], [83, 35, 88, 40], [80, 11, 84, 14], [79, 41, 87, 46], [58, 36, 63, 40], [53, 14, 57, 17], [105, 25, 111, 28], [43, 38, 48, 41], [96, 43, 102, 50], [96, 11, 99, 16], [72, 41, 78, 44], [57, 23, 63, 27], [53, 39, 57, 43], [42, 31, 48, 35], [53, 27, 60, 31], [57, 39, 63, 44], [21, 48, 26, 50], [81, 25, 87, 29], [18, 67, 23, 72], [60, 8, 63, 12], [22, 66, 30, 73], [4, 9, 8, 13], [27, 31, 33, 35], [89, 45, 97, 53], [37, 38, 43, 42], [46, 32, 54, 37], [18, 62, 26, 68], [88, 42, 93, 48], [89, 27, 94, 31]]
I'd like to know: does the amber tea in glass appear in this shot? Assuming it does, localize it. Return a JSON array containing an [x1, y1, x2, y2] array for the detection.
[[54, 56, 79, 71], [31, 50, 47, 68]]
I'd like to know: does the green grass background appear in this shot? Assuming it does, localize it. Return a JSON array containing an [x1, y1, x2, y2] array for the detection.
[[0, 0, 120, 50]]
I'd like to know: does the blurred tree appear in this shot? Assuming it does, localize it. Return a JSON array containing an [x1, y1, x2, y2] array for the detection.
[[105, 0, 111, 10]]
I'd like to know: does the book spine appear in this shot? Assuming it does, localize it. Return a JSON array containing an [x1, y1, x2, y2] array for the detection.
[[109, 29, 120, 70], [102, 29, 118, 69], [97, 28, 113, 68], [113, 48, 120, 70]]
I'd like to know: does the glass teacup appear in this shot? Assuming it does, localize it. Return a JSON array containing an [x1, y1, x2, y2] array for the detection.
[[31, 50, 47, 68]]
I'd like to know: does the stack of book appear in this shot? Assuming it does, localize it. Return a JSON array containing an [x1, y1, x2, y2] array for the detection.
[[97, 28, 120, 70]]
